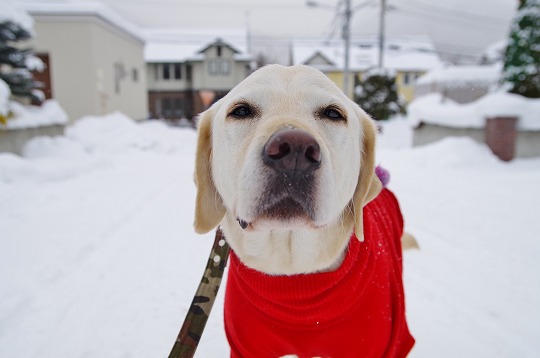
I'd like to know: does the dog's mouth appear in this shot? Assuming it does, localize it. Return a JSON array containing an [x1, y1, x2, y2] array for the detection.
[[237, 191, 318, 231]]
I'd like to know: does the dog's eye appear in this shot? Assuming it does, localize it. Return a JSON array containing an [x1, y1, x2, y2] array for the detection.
[[230, 105, 252, 118], [322, 107, 345, 121]]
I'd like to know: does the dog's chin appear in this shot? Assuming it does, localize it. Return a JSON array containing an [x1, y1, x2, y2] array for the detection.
[[238, 197, 322, 232], [243, 216, 322, 232]]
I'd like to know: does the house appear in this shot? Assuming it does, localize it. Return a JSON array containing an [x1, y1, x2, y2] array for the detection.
[[23, 2, 148, 122], [144, 29, 253, 123], [292, 36, 443, 101]]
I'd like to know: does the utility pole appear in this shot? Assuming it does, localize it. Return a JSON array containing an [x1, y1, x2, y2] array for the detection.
[[343, 0, 352, 96], [246, 10, 252, 56], [378, 0, 386, 68]]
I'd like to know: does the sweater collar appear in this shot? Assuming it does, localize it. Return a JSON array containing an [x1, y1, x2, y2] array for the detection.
[[228, 232, 375, 328]]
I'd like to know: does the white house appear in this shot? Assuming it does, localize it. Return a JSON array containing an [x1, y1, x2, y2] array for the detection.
[[144, 29, 252, 122], [23, 2, 148, 122]]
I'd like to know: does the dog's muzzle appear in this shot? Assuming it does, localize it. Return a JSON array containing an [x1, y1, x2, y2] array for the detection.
[[262, 128, 321, 175], [236, 128, 323, 230]]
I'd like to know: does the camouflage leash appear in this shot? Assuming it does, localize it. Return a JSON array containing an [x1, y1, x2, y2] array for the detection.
[[168, 227, 230, 358]]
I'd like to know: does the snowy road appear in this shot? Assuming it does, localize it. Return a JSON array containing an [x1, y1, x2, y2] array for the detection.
[[1, 116, 539, 357]]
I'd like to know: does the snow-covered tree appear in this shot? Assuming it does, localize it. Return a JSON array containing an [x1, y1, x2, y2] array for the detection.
[[502, 0, 540, 98], [353, 70, 406, 121], [0, 19, 43, 104]]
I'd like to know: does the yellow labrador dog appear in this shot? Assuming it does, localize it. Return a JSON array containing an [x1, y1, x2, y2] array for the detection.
[[194, 65, 414, 357]]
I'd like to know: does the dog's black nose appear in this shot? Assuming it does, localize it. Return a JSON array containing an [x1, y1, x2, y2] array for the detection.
[[263, 128, 321, 174]]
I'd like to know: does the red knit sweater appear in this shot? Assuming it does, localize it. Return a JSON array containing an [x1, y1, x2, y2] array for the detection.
[[224, 189, 415, 358]]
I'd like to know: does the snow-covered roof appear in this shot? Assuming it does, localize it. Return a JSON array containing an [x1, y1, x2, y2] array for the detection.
[[408, 92, 540, 131], [293, 36, 443, 72], [417, 64, 502, 88], [21, 1, 144, 43], [144, 28, 251, 63]]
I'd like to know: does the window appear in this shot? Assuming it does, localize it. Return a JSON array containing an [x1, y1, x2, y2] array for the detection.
[[216, 46, 222, 57], [403, 73, 411, 86], [174, 98, 183, 117], [162, 98, 172, 117], [174, 63, 182, 79], [186, 64, 192, 81], [220, 60, 230, 75], [208, 60, 218, 75], [208, 59, 230, 76], [132, 68, 138, 82], [163, 63, 170, 80]]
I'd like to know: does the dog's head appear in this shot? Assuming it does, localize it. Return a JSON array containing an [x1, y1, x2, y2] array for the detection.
[[193, 65, 381, 274]]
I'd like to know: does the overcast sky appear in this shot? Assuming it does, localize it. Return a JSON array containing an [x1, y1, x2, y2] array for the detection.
[[15, 0, 518, 63]]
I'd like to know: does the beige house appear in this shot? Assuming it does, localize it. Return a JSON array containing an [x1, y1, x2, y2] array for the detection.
[[24, 2, 148, 122], [144, 29, 252, 122], [293, 37, 443, 102]]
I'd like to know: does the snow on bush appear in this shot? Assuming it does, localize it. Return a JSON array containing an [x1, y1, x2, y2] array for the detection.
[[6, 100, 68, 129]]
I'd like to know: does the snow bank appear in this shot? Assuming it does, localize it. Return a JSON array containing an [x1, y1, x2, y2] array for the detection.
[[66, 112, 194, 155], [0, 112, 196, 184], [5, 100, 68, 129], [402, 137, 500, 167], [1, 111, 539, 357], [408, 92, 540, 130]]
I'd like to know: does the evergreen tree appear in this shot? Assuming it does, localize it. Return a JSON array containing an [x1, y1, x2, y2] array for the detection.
[[0, 20, 42, 104], [353, 70, 405, 121], [502, 0, 540, 98]]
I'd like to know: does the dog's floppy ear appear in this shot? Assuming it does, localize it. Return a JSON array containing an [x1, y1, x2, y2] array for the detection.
[[194, 108, 226, 234], [351, 107, 382, 241]]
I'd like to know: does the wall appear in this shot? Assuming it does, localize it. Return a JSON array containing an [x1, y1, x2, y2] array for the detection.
[[90, 18, 147, 120], [30, 15, 147, 122], [516, 130, 540, 158], [413, 123, 484, 147], [413, 122, 540, 159], [30, 18, 95, 122], [396, 71, 424, 103], [0, 125, 65, 155], [323, 71, 358, 98]]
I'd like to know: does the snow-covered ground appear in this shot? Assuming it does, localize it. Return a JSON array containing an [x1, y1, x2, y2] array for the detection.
[[1, 114, 539, 357]]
